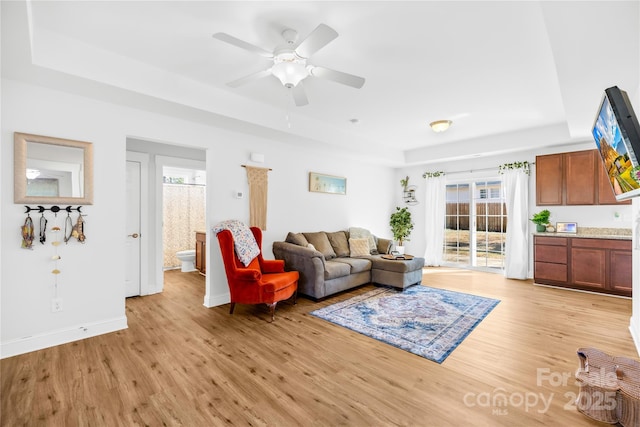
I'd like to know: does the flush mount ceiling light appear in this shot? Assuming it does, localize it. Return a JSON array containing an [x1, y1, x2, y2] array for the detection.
[[430, 120, 452, 133]]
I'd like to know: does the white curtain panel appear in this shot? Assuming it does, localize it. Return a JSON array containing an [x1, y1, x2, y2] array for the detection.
[[424, 175, 446, 266], [502, 168, 529, 279]]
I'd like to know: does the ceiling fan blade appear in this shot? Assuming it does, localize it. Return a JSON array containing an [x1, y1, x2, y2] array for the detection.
[[226, 69, 273, 88], [310, 66, 365, 89], [291, 83, 309, 106], [212, 33, 273, 58], [295, 24, 339, 58]]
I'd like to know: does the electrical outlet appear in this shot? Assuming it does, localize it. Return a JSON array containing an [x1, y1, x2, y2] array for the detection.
[[51, 297, 63, 312]]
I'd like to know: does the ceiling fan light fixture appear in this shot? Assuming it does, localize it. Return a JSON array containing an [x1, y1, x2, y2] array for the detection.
[[272, 53, 309, 88], [213, 23, 365, 106], [430, 120, 452, 133]]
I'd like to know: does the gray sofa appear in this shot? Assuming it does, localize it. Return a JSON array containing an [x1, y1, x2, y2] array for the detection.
[[272, 228, 425, 300]]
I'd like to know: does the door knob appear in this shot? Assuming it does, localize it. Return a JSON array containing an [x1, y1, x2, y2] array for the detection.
[[128, 233, 139, 238]]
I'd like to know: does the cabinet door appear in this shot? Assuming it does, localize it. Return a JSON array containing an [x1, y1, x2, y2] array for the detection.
[[565, 150, 596, 205], [609, 249, 632, 296], [597, 152, 631, 205], [195, 233, 205, 273], [571, 247, 606, 290], [536, 154, 564, 205]]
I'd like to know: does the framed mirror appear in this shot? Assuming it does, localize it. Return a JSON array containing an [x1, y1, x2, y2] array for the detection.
[[14, 132, 94, 205]]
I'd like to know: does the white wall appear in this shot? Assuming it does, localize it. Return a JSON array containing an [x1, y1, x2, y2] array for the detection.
[[0, 78, 395, 357]]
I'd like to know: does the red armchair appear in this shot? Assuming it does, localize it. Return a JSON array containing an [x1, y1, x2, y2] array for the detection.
[[217, 226, 298, 321]]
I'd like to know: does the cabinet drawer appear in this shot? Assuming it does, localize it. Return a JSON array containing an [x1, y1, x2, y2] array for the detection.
[[534, 236, 568, 246], [571, 238, 631, 250], [535, 244, 567, 264], [535, 262, 568, 283]]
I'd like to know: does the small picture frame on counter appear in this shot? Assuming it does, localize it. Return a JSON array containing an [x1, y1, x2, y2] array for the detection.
[[556, 222, 577, 233]]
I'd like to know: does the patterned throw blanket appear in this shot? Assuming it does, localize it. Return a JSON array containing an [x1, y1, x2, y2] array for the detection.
[[213, 220, 260, 266]]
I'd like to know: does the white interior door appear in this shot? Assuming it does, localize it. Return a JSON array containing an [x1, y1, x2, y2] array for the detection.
[[125, 160, 141, 297]]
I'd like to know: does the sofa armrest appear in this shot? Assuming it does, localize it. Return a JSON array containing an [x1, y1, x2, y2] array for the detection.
[[234, 269, 262, 281], [376, 237, 392, 254], [272, 241, 327, 298], [273, 241, 325, 261]]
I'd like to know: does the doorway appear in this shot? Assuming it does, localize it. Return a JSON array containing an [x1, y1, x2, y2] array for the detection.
[[125, 151, 149, 297], [162, 165, 206, 271], [444, 180, 506, 272], [125, 140, 206, 298]]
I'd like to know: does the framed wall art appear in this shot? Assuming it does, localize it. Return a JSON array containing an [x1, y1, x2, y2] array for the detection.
[[309, 172, 346, 195], [556, 222, 577, 233]]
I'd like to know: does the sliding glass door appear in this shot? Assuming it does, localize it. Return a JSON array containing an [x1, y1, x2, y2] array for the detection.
[[444, 180, 506, 271]]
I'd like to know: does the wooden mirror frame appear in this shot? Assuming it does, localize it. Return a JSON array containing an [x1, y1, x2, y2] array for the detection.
[[14, 132, 94, 205]]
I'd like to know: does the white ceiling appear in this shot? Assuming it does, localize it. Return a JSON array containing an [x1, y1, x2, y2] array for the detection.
[[4, 1, 640, 166]]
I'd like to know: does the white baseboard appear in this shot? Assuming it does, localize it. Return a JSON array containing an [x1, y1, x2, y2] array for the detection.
[[203, 291, 230, 308], [630, 316, 640, 358], [0, 316, 128, 359]]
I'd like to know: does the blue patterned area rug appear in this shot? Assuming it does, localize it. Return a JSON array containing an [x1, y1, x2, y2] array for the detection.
[[311, 285, 500, 363]]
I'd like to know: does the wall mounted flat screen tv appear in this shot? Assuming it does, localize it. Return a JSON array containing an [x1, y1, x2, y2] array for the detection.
[[591, 86, 640, 201]]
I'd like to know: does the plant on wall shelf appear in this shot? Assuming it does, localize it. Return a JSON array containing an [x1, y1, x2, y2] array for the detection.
[[390, 206, 414, 246], [530, 209, 551, 232], [400, 176, 409, 191]]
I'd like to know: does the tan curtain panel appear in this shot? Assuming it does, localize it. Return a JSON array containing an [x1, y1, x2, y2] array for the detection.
[[245, 166, 269, 230]]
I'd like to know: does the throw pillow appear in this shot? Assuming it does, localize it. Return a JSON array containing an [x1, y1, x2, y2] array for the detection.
[[349, 238, 370, 257], [326, 231, 350, 257], [376, 238, 392, 254], [286, 232, 309, 247], [303, 232, 337, 259], [349, 227, 377, 254]]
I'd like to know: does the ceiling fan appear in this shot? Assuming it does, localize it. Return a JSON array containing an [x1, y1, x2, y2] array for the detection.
[[212, 24, 365, 106]]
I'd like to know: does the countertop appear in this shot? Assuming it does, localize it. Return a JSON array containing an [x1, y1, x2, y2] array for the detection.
[[533, 227, 631, 240]]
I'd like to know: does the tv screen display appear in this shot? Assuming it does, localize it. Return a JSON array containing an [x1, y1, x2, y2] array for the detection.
[[591, 86, 640, 201]]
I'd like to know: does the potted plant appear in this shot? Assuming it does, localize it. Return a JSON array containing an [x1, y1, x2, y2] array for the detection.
[[390, 206, 414, 254], [531, 209, 551, 232]]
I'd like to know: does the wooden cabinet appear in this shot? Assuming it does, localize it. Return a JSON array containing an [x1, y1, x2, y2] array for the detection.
[[534, 235, 632, 297], [534, 236, 568, 284], [565, 150, 597, 205], [195, 231, 206, 275], [570, 240, 607, 291], [596, 158, 627, 204], [536, 150, 630, 206], [609, 249, 633, 295], [536, 153, 564, 205]]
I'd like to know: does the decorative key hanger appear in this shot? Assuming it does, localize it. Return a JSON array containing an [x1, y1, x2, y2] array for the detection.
[[24, 205, 83, 216]]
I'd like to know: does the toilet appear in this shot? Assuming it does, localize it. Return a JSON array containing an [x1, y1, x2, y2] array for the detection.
[[176, 249, 196, 272]]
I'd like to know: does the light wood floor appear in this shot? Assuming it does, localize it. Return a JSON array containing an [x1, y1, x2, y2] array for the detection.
[[1, 268, 637, 426]]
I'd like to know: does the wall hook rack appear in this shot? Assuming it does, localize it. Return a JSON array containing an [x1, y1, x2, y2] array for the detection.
[[24, 205, 83, 216]]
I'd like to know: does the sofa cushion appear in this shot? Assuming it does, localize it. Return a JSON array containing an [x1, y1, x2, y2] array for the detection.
[[303, 232, 337, 259], [331, 257, 372, 274], [326, 231, 350, 257], [285, 232, 308, 247], [349, 238, 370, 257], [349, 227, 378, 254], [324, 260, 351, 280], [377, 238, 392, 255]]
